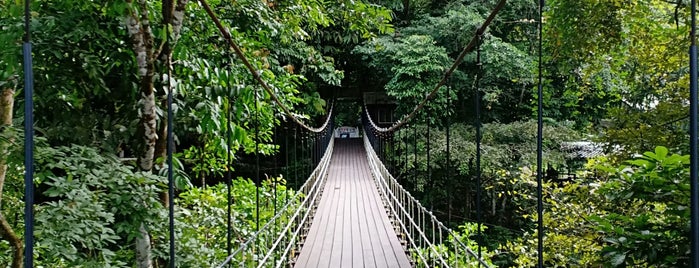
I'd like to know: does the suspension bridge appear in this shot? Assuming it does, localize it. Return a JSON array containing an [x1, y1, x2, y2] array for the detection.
[[16, 0, 699, 267], [216, 103, 490, 268]]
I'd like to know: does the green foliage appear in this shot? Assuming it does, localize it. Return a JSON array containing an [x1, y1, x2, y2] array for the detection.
[[156, 179, 297, 266], [31, 144, 165, 266], [413, 223, 496, 267], [505, 178, 603, 267], [393, 120, 579, 255], [507, 146, 691, 267], [593, 146, 690, 266], [354, 34, 451, 116], [402, 3, 483, 55], [543, 0, 690, 145], [333, 101, 361, 127], [0, 140, 297, 267]]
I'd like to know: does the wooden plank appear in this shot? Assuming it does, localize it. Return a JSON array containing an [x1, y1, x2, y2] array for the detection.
[[362, 159, 403, 268], [340, 148, 355, 267], [295, 150, 340, 267], [362, 164, 411, 268], [360, 160, 390, 268], [294, 139, 411, 268], [328, 148, 346, 268], [351, 155, 367, 268], [319, 149, 343, 268], [358, 164, 378, 267]]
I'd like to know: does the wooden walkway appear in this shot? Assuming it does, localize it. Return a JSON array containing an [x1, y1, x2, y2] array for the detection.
[[294, 139, 412, 268]]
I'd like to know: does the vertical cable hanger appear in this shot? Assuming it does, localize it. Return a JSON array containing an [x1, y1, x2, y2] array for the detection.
[[475, 33, 483, 266], [161, 1, 177, 264], [446, 81, 452, 224], [272, 106, 278, 218], [23, 0, 35, 267], [425, 104, 434, 206], [225, 50, 233, 266], [690, 0, 699, 267], [284, 122, 290, 203], [413, 119, 417, 188], [392, 129, 397, 175], [426, 105, 432, 209], [536, 0, 545, 267], [255, 85, 261, 234], [253, 83, 261, 266], [404, 126, 408, 183], [294, 124, 298, 190]]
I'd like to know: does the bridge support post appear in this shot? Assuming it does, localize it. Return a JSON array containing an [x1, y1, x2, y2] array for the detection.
[[690, 1, 699, 267]]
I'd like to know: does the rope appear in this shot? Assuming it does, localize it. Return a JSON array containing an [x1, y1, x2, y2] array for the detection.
[[365, 0, 507, 133], [198, 0, 332, 133]]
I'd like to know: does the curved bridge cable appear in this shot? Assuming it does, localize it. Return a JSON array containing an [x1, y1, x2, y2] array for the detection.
[[365, 0, 507, 133], [198, 0, 332, 133]]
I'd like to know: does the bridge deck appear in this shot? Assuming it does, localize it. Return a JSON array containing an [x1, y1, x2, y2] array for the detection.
[[294, 139, 411, 268]]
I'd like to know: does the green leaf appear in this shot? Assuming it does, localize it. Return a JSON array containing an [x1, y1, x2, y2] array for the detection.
[[611, 252, 626, 267]]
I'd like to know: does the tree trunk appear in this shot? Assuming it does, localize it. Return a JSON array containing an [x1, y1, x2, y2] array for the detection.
[[0, 88, 14, 209], [0, 215, 22, 268], [125, 0, 189, 265], [126, 1, 156, 267], [0, 87, 22, 268], [402, 0, 410, 21], [155, 98, 169, 207]]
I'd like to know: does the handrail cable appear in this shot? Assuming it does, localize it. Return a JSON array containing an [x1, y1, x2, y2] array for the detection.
[[216, 135, 335, 267], [366, 0, 507, 133], [362, 133, 492, 267], [198, 0, 332, 133]]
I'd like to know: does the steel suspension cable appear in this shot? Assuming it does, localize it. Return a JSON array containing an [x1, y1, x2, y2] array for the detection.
[[536, 0, 545, 266], [365, 0, 507, 133], [691, 0, 699, 267], [23, 0, 35, 267]]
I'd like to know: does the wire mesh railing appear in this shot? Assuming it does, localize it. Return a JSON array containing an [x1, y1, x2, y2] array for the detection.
[[362, 131, 492, 268], [216, 127, 334, 268]]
